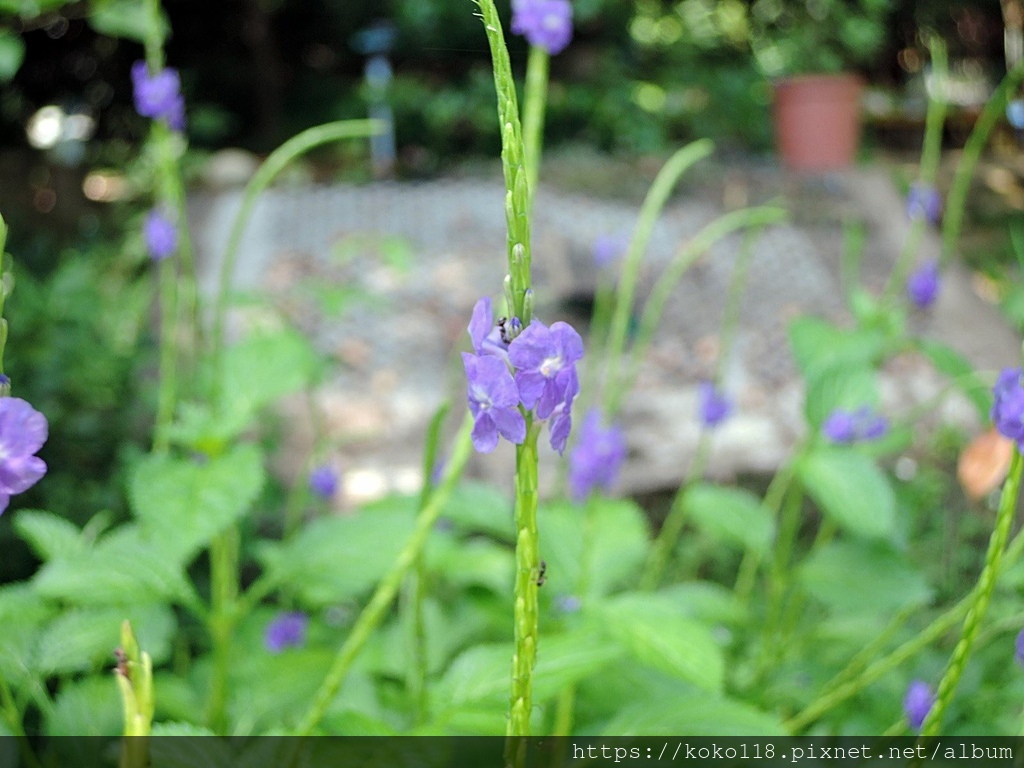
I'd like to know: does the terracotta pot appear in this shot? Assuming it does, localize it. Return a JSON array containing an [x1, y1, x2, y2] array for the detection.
[[772, 73, 864, 171]]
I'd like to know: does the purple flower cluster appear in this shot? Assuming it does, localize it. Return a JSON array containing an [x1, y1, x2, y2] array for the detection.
[[309, 464, 339, 499], [906, 259, 940, 309], [592, 233, 627, 269], [144, 209, 177, 261], [0, 397, 48, 516], [1015, 629, 1024, 666], [131, 61, 185, 131], [822, 406, 888, 445], [906, 182, 942, 225], [511, 0, 573, 55], [264, 611, 308, 653], [464, 297, 583, 454], [568, 408, 627, 502], [903, 680, 934, 731], [698, 381, 733, 429], [992, 368, 1024, 448]]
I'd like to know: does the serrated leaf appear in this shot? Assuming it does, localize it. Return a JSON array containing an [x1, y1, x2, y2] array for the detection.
[[682, 484, 773, 554], [257, 495, 417, 605], [219, 329, 317, 424], [34, 604, 175, 675], [798, 447, 896, 539], [441, 482, 513, 541], [34, 525, 192, 606], [425, 534, 513, 595], [129, 443, 264, 561], [917, 338, 989, 421], [45, 676, 121, 736], [803, 363, 878, 430], [539, 498, 650, 598], [594, 593, 724, 692], [598, 696, 787, 736], [800, 540, 933, 615], [13, 510, 83, 561]]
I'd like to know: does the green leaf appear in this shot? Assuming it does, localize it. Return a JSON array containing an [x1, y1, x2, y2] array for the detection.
[[0, 30, 25, 83], [425, 534, 514, 595], [803, 363, 878, 430], [441, 482, 513, 541], [13, 510, 84, 561], [129, 444, 264, 561], [34, 604, 175, 675], [88, 0, 166, 44], [682, 483, 773, 554], [435, 628, 623, 711], [257, 495, 417, 605], [0, 584, 55, 689], [917, 338, 989, 421], [800, 540, 933, 616], [34, 525, 193, 606], [539, 498, 650, 598], [655, 581, 749, 626], [219, 329, 318, 422], [598, 696, 787, 736], [593, 593, 724, 692], [45, 676, 121, 736], [788, 316, 885, 380], [798, 447, 896, 539]]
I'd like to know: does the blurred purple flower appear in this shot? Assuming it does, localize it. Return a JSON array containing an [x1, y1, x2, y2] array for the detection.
[[592, 233, 627, 269], [557, 595, 582, 613], [144, 209, 177, 261], [131, 61, 186, 131], [1009, 99, 1024, 130], [992, 368, 1024, 448], [698, 381, 733, 428], [903, 680, 934, 731], [822, 406, 888, 445], [464, 352, 526, 453], [0, 398, 48, 516], [511, 0, 573, 55], [508, 320, 583, 419], [569, 408, 627, 502], [1015, 629, 1024, 667], [906, 182, 942, 225], [906, 260, 940, 309], [309, 465, 339, 499], [264, 611, 308, 653]]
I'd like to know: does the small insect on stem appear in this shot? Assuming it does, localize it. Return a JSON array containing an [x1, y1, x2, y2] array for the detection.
[[114, 647, 130, 679], [536, 559, 547, 587]]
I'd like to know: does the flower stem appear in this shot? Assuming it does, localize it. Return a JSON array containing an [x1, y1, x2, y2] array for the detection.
[[941, 56, 1024, 266], [919, 449, 1023, 735], [293, 413, 474, 736], [204, 527, 239, 734]]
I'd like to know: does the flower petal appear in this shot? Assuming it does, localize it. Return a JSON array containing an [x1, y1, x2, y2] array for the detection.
[[471, 413, 500, 453]]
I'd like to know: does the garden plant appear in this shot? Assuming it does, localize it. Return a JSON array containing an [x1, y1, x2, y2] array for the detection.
[[2, 0, 1024, 764]]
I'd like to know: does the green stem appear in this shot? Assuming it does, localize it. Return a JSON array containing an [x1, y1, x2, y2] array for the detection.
[[204, 528, 239, 734], [920, 449, 1023, 735], [0, 673, 42, 768], [507, 420, 541, 742], [403, 558, 429, 726], [941, 56, 1024, 266], [208, 120, 383, 401], [607, 206, 786, 417], [293, 414, 474, 736], [152, 250, 178, 454], [521, 44, 549, 210], [640, 432, 712, 591], [602, 141, 714, 406]]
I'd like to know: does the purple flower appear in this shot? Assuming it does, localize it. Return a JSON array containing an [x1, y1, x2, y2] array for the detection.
[[131, 61, 186, 131], [906, 182, 942, 225], [264, 611, 308, 653], [903, 680, 934, 731], [1009, 99, 1024, 130], [568, 408, 627, 502], [468, 296, 520, 359], [511, 0, 573, 55], [463, 352, 527, 453], [822, 406, 888, 445], [698, 381, 733, 428], [992, 368, 1024, 448], [144, 209, 177, 261], [508, 320, 583, 419], [557, 595, 582, 613], [0, 398, 48, 516], [593, 233, 627, 269], [309, 465, 339, 499], [1015, 629, 1024, 666], [906, 260, 940, 309]]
